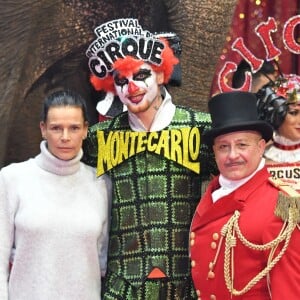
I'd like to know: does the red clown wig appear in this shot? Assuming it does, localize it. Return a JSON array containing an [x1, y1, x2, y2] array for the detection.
[[90, 38, 179, 94]]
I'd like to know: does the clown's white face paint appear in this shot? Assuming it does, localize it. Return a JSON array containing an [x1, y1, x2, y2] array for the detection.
[[113, 63, 163, 114]]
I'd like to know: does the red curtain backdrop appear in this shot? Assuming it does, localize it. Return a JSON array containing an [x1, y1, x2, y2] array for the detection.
[[210, 0, 300, 96]]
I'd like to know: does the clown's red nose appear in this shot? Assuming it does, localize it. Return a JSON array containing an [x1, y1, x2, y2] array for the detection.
[[128, 81, 139, 94]]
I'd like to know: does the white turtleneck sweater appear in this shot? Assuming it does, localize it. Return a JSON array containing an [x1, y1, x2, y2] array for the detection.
[[0, 141, 111, 300]]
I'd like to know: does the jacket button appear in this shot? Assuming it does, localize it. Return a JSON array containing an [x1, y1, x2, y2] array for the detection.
[[190, 232, 195, 238], [210, 295, 216, 300], [196, 289, 201, 296], [191, 260, 196, 267], [211, 241, 217, 249], [212, 233, 219, 240]]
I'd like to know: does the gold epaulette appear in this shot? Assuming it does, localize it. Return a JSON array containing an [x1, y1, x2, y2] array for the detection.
[[268, 177, 300, 223]]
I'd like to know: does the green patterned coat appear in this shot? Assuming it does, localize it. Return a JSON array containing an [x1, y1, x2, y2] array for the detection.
[[83, 105, 216, 300]]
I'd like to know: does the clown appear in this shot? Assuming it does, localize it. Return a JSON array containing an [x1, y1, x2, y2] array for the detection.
[[257, 74, 300, 190], [83, 18, 216, 299]]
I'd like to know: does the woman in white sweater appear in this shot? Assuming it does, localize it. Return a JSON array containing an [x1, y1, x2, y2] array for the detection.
[[0, 90, 111, 300]]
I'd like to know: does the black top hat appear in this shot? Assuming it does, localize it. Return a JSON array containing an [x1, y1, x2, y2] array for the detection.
[[203, 91, 273, 145]]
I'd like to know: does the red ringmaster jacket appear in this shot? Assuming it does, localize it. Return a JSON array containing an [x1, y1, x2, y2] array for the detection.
[[190, 167, 300, 300]]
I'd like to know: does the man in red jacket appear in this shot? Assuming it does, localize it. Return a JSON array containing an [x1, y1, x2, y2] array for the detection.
[[190, 91, 300, 299]]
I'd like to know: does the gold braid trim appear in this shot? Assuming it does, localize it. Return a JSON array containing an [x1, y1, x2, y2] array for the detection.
[[268, 177, 300, 223], [275, 193, 300, 223], [222, 206, 298, 297]]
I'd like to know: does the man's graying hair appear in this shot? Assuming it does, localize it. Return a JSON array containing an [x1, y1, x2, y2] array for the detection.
[[41, 90, 89, 123]]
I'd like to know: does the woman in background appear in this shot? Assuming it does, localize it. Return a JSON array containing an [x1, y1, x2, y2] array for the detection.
[[257, 74, 300, 189], [0, 90, 111, 300]]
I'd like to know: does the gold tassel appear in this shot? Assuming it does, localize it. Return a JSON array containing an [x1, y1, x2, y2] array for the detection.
[[268, 177, 300, 223], [275, 192, 300, 223]]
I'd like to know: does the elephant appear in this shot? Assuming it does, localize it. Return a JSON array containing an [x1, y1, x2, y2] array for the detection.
[[0, 0, 237, 168]]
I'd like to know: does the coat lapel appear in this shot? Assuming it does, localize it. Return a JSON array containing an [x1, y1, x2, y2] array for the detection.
[[192, 167, 271, 230]]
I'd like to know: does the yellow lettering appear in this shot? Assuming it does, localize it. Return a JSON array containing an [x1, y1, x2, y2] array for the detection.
[[147, 132, 158, 152], [97, 128, 201, 175], [181, 128, 200, 174], [136, 132, 147, 153], [118, 132, 130, 163], [97, 130, 113, 176], [170, 129, 182, 164], [155, 130, 170, 159], [129, 132, 139, 156], [110, 132, 120, 167], [189, 127, 200, 160]]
